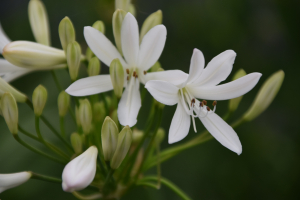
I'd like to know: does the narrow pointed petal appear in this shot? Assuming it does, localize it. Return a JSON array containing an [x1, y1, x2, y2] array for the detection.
[[194, 50, 236, 86], [144, 70, 188, 87], [199, 111, 242, 154], [186, 48, 205, 84], [137, 25, 167, 71], [145, 80, 179, 105], [84, 26, 126, 67], [121, 13, 139, 66], [169, 102, 191, 144], [118, 79, 141, 127], [188, 73, 262, 100], [0, 23, 11, 54], [65, 75, 113, 96]]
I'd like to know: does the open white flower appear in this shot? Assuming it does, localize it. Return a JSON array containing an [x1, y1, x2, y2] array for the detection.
[[0, 171, 32, 193], [145, 49, 262, 154], [66, 13, 167, 127]]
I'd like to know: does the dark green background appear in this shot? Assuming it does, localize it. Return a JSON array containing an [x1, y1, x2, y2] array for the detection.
[[0, 0, 298, 199]]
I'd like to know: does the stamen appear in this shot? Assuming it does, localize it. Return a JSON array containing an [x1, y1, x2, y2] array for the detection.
[[212, 101, 217, 113], [212, 101, 217, 106], [143, 70, 147, 75], [133, 71, 136, 77], [192, 115, 197, 132], [207, 106, 211, 111], [136, 74, 138, 78], [199, 102, 203, 107], [202, 100, 207, 106], [191, 98, 195, 107], [126, 69, 130, 74], [127, 76, 129, 81]]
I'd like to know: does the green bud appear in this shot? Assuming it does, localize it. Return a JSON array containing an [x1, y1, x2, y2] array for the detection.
[[110, 58, 124, 98], [58, 17, 76, 53], [75, 106, 81, 127], [243, 70, 284, 121], [128, 3, 136, 16], [1, 93, 18, 134], [101, 117, 119, 161], [115, 0, 130, 11], [105, 96, 112, 110], [150, 61, 162, 72], [79, 99, 92, 133], [92, 21, 105, 34], [140, 10, 162, 42], [32, 85, 47, 116], [28, 0, 50, 46], [88, 57, 101, 77], [58, 91, 70, 117], [229, 69, 247, 112], [67, 41, 81, 81], [110, 109, 120, 128], [85, 47, 94, 61], [155, 128, 165, 144], [111, 126, 132, 169], [132, 128, 143, 145], [0, 78, 27, 103], [70, 132, 82, 154], [112, 9, 127, 55], [93, 102, 105, 122]]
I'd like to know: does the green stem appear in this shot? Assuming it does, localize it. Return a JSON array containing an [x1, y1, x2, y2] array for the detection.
[[137, 181, 159, 189], [31, 172, 62, 183], [51, 70, 63, 91], [60, 116, 66, 138], [18, 125, 40, 142], [103, 169, 115, 190], [72, 191, 102, 200]]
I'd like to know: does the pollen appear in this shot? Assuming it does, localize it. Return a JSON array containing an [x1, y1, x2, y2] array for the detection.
[[202, 100, 207, 106], [143, 70, 147, 75], [212, 101, 217, 106], [133, 71, 136, 77], [126, 69, 129, 74], [199, 102, 203, 107], [127, 76, 129, 81], [206, 106, 211, 111], [191, 98, 195, 107]]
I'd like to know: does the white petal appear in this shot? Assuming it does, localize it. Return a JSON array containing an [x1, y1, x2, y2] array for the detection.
[[0, 172, 31, 193], [0, 59, 32, 82], [169, 102, 191, 144], [145, 80, 179, 105], [118, 79, 141, 127], [121, 13, 139, 66], [199, 111, 242, 154], [84, 27, 126, 67], [137, 25, 167, 71], [65, 75, 113, 96], [193, 50, 236, 87], [188, 73, 262, 100], [186, 48, 205, 84], [144, 70, 188, 87], [0, 23, 11, 54]]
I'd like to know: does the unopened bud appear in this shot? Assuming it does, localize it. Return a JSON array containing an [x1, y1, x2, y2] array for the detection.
[[111, 126, 132, 169], [155, 128, 165, 144], [113, 9, 127, 55], [132, 128, 143, 145], [150, 61, 162, 72], [115, 0, 130, 11], [85, 47, 94, 61], [93, 102, 105, 122], [28, 0, 50, 46], [101, 117, 119, 161], [58, 17, 76, 53], [58, 91, 70, 117], [128, 4, 136, 16], [0, 78, 27, 102], [87, 57, 100, 76], [67, 41, 81, 81], [0, 93, 18, 135], [110, 58, 124, 98], [3, 41, 66, 69], [71, 132, 82, 154], [0, 172, 32, 193], [243, 70, 284, 121], [79, 99, 92, 133], [92, 21, 105, 34], [32, 85, 47, 116], [140, 10, 162, 42], [229, 69, 246, 112], [110, 109, 120, 128]]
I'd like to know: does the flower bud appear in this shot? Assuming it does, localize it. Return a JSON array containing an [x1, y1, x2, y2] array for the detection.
[[155, 128, 165, 144], [150, 61, 162, 72], [101, 117, 119, 161], [140, 10, 162, 42], [115, 0, 130, 11], [0, 172, 32, 193], [58, 17, 76, 53], [85, 47, 94, 61], [79, 99, 92, 134], [75, 106, 81, 127], [93, 102, 105, 122], [58, 91, 70, 117], [1, 92, 19, 134], [110, 58, 124, 98], [3, 41, 66, 69], [243, 70, 284, 121], [132, 128, 143, 145], [113, 9, 127, 55], [62, 146, 98, 192], [128, 4, 136, 16], [229, 69, 247, 112], [111, 126, 132, 169], [92, 20, 105, 34], [32, 85, 47, 116], [0, 78, 27, 102], [67, 41, 81, 81], [71, 132, 82, 154], [110, 109, 120, 128], [87, 57, 101, 77], [28, 0, 50, 46]]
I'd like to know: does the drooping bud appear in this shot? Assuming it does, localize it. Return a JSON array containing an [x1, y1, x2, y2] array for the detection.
[[0, 93, 19, 135], [229, 69, 247, 112], [110, 58, 124, 98], [79, 99, 92, 134], [150, 61, 162, 72], [87, 57, 100, 77], [70, 132, 82, 154], [110, 109, 120, 128], [58, 17, 76, 53], [32, 85, 47, 117], [28, 0, 50, 46], [62, 146, 98, 192], [112, 9, 127, 55], [115, 0, 130, 11], [58, 91, 70, 117], [66, 41, 81, 81], [101, 117, 119, 161], [132, 128, 143, 145], [0, 78, 27, 102], [111, 126, 132, 169], [93, 102, 105, 122], [3, 41, 66, 69], [92, 21, 105, 34], [128, 4, 136, 16], [0, 172, 32, 193], [140, 10, 162, 42], [243, 70, 284, 121]]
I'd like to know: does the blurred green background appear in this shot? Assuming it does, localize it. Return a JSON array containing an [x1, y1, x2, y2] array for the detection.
[[0, 0, 299, 199]]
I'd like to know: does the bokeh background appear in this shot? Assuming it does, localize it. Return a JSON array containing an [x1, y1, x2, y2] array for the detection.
[[0, 0, 299, 199]]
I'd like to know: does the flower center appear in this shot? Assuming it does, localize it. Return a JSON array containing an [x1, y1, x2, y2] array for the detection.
[[125, 68, 139, 106]]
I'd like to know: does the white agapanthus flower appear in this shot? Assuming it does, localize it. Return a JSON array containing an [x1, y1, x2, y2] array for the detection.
[[0, 171, 32, 193], [66, 13, 167, 127], [145, 49, 262, 154]]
